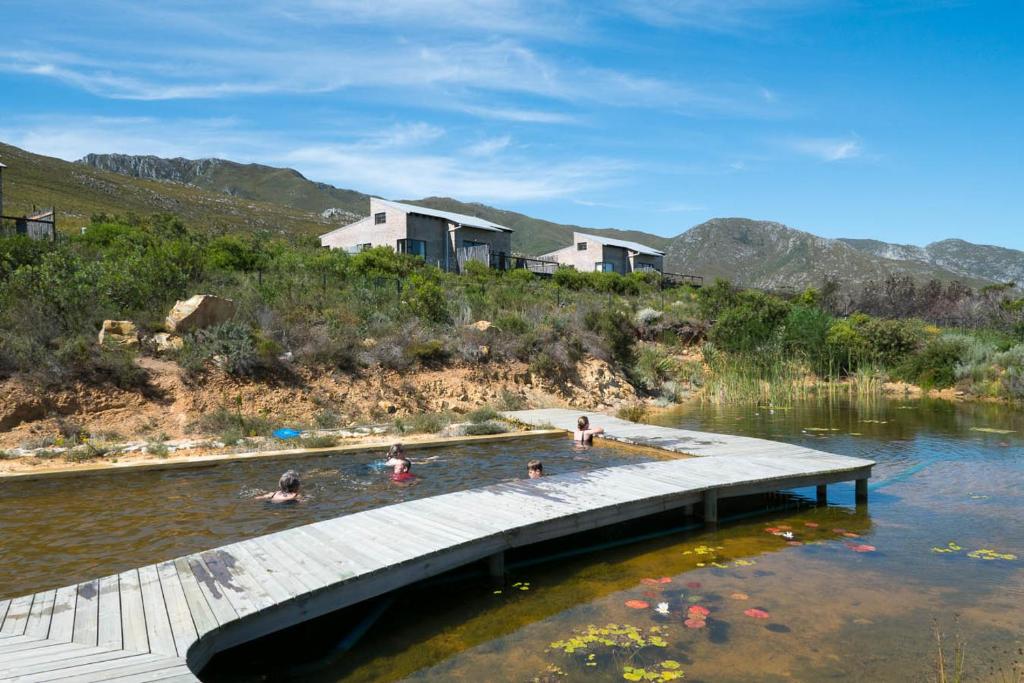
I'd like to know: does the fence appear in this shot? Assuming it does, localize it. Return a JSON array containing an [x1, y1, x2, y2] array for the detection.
[[662, 271, 703, 288], [489, 251, 560, 276]]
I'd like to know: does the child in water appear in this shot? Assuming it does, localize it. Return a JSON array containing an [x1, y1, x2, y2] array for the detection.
[[258, 470, 302, 503], [574, 416, 605, 445], [391, 459, 416, 483], [527, 459, 543, 479]]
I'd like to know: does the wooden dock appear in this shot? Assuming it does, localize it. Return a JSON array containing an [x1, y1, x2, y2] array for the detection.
[[0, 410, 873, 681]]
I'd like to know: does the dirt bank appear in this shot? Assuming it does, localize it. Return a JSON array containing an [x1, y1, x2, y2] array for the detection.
[[0, 357, 640, 452]]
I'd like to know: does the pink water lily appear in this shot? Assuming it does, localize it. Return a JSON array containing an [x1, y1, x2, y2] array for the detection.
[[744, 608, 771, 619], [847, 543, 876, 553], [684, 618, 706, 628], [687, 605, 710, 617], [625, 599, 650, 609]]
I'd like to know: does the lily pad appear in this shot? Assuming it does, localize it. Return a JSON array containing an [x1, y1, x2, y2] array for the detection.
[[744, 608, 770, 619], [685, 581, 702, 589], [969, 427, 1015, 434], [730, 592, 749, 600], [684, 618, 706, 629], [804, 522, 820, 528], [625, 599, 650, 609], [687, 605, 710, 617]]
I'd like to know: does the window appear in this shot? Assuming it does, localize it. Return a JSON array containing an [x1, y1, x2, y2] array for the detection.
[[635, 263, 660, 273], [397, 238, 426, 257], [577, 242, 587, 251], [374, 212, 386, 225], [595, 262, 615, 273], [462, 240, 487, 249]]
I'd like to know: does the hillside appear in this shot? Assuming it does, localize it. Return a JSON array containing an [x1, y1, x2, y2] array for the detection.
[[840, 237, 1024, 286], [76, 152, 672, 256], [0, 143, 330, 236], [665, 218, 992, 290]]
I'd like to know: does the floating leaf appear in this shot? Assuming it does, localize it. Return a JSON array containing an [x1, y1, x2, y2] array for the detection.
[[492, 590, 502, 594], [733, 559, 756, 567], [641, 578, 663, 586], [969, 427, 1015, 434], [804, 522, 820, 528], [730, 592, 749, 600], [966, 548, 1017, 561], [625, 600, 650, 609], [842, 532, 861, 538], [786, 541, 803, 546], [744, 608, 770, 619], [685, 581, 702, 589], [658, 577, 672, 584], [687, 605, 710, 617], [776, 525, 792, 530], [765, 527, 781, 534], [662, 661, 681, 670], [686, 595, 704, 603], [684, 618, 706, 629]]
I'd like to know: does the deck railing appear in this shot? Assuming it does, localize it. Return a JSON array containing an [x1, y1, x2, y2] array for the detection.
[[489, 252, 560, 276], [661, 271, 703, 288]]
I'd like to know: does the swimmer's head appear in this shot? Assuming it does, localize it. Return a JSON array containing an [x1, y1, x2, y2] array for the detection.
[[577, 416, 589, 430], [388, 443, 405, 459], [527, 459, 543, 479], [397, 460, 411, 474], [279, 470, 301, 493]]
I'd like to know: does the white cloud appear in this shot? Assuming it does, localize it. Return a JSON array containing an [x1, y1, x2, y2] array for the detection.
[[282, 144, 627, 201], [463, 136, 512, 157], [788, 136, 862, 161], [611, 0, 814, 31]]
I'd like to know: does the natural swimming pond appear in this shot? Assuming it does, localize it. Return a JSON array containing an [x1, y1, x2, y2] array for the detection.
[[203, 398, 1023, 682], [0, 435, 663, 598]]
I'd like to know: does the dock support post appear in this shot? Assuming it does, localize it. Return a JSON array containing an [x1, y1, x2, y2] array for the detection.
[[487, 551, 505, 580], [682, 503, 693, 517], [855, 479, 868, 503], [816, 484, 828, 506], [703, 490, 718, 525]]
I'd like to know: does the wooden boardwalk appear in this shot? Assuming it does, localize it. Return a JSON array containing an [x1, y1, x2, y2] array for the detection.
[[0, 411, 873, 681]]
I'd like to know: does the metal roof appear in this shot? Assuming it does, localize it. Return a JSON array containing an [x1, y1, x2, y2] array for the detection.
[[576, 232, 664, 256], [0, 162, 7, 168], [376, 198, 513, 233]]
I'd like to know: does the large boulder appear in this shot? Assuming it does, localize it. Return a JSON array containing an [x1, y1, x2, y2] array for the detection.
[[98, 320, 139, 348], [165, 295, 237, 333]]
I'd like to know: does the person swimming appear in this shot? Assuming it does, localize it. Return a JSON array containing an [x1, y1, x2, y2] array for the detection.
[[574, 415, 604, 445], [257, 469, 302, 503], [527, 459, 543, 479], [391, 458, 416, 483]]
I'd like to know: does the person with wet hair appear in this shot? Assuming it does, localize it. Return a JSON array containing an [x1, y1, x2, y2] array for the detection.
[[574, 415, 605, 445], [391, 458, 416, 483], [258, 469, 302, 503], [527, 459, 543, 479], [384, 443, 412, 476]]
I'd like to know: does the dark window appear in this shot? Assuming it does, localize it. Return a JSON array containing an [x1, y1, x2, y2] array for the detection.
[[577, 242, 587, 251], [595, 262, 615, 273], [397, 238, 426, 257], [462, 240, 487, 249], [374, 212, 386, 224]]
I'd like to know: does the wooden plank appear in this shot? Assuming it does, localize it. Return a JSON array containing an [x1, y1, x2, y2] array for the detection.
[[242, 537, 318, 596], [177, 556, 237, 627], [73, 579, 100, 646], [46, 585, 78, 643], [1, 647, 144, 678], [119, 569, 149, 653], [258, 530, 339, 587], [0, 600, 9, 627], [0, 594, 34, 635], [97, 574, 122, 649], [225, 543, 293, 606], [0, 641, 99, 673], [197, 548, 271, 617], [24, 590, 56, 638], [169, 559, 218, 638], [155, 561, 198, 658], [24, 654, 185, 682], [138, 565, 176, 657]]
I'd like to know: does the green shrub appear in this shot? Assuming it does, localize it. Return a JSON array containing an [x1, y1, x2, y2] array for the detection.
[[708, 291, 790, 354], [463, 420, 508, 435], [299, 435, 339, 448], [145, 441, 170, 458], [179, 322, 260, 376], [584, 307, 636, 367], [407, 273, 449, 324], [898, 337, 968, 389], [496, 389, 525, 411], [495, 312, 530, 335], [632, 346, 674, 392], [617, 403, 648, 422], [398, 412, 451, 434], [466, 406, 499, 423], [195, 403, 276, 437], [407, 339, 449, 367]]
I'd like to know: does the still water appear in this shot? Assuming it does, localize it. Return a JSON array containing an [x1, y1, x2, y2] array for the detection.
[[206, 398, 1023, 682], [0, 435, 661, 598]]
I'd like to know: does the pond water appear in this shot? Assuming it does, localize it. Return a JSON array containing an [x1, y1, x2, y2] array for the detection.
[[0, 435, 661, 598], [205, 398, 1024, 682]]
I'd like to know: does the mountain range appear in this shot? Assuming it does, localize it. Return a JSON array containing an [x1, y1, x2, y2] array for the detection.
[[1, 142, 1018, 290]]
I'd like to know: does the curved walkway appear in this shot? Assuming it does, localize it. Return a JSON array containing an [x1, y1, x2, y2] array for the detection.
[[0, 411, 873, 682]]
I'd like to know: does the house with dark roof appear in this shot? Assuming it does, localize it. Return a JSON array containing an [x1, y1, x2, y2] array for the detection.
[[319, 198, 513, 272], [539, 232, 665, 274]]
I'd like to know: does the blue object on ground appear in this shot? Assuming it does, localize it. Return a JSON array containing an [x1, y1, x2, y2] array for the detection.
[[273, 428, 302, 440]]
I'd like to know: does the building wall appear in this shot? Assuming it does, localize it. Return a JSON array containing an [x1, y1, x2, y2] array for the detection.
[[599, 245, 631, 274], [539, 234, 605, 270], [453, 226, 512, 255]]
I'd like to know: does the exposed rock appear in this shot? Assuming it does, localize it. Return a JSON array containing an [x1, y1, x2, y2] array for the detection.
[[150, 332, 183, 354], [468, 320, 492, 332], [98, 320, 139, 348], [165, 294, 237, 333], [377, 401, 398, 414]]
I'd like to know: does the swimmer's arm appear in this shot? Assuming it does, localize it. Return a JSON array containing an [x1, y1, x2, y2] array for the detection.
[[255, 492, 275, 500]]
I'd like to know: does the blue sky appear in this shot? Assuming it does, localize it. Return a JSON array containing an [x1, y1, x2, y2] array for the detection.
[[1, 1, 1022, 248]]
